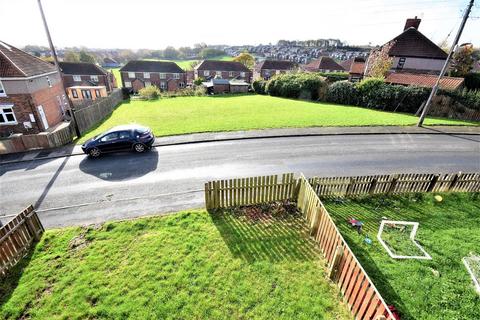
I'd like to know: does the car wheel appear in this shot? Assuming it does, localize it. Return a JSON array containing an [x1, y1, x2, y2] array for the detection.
[[88, 147, 101, 158], [133, 143, 146, 153]]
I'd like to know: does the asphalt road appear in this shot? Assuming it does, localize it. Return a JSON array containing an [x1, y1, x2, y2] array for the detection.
[[1, 134, 479, 228]]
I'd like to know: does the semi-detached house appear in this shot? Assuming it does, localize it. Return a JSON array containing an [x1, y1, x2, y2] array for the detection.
[[120, 60, 186, 92], [194, 60, 252, 83], [0, 40, 67, 136]]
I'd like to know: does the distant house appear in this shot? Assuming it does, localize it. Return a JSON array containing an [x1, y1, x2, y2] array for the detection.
[[348, 57, 366, 82], [0, 40, 67, 136], [194, 60, 252, 83], [303, 56, 345, 73], [385, 73, 464, 91], [253, 60, 297, 80], [120, 60, 186, 92], [102, 57, 120, 68], [385, 17, 448, 75], [59, 62, 115, 101]]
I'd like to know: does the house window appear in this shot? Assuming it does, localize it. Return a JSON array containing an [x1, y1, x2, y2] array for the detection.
[[95, 89, 101, 98], [240, 72, 245, 77], [144, 72, 150, 78], [229, 71, 234, 77], [397, 57, 406, 70], [73, 75, 81, 82], [128, 72, 135, 78], [145, 81, 151, 87], [46, 76, 52, 87], [159, 73, 166, 79], [71, 89, 78, 98], [160, 82, 166, 89], [0, 105, 17, 125], [0, 80, 6, 97], [124, 81, 132, 88], [216, 71, 222, 77], [204, 70, 210, 76], [173, 73, 180, 79], [90, 75, 99, 82], [81, 89, 92, 99], [179, 82, 185, 88]]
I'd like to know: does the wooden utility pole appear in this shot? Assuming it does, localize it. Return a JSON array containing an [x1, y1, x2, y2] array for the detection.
[[37, 0, 81, 137], [417, 0, 475, 126]]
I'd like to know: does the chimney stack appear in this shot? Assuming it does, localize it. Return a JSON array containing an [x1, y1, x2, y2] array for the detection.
[[404, 16, 421, 31]]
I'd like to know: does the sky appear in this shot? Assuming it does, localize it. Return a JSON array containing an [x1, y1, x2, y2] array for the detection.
[[0, 0, 479, 50]]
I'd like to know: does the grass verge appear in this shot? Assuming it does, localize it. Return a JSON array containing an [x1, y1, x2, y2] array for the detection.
[[0, 209, 350, 320], [323, 192, 480, 320], [77, 95, 476, 143]]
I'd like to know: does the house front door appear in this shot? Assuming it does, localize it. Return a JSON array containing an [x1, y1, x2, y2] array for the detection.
[[37, 105, 49, 130]]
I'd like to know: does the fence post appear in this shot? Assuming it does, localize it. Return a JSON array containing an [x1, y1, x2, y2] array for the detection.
[[448, 172, 460, 191], [368, 178, 378, 194], [345, 178, 356, 196], [427, 174, 440, 192], [387, 174, 399, 194], [204, 183, 211, 210], [328, 245, 344, 281]]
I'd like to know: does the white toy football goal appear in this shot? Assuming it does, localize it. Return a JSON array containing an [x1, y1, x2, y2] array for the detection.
[[377, 220, 432, 260], [463, 255, 480, 295]]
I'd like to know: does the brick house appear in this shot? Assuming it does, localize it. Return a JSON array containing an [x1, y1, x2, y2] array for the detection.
[[348, 57, 366, 82], [303, 56, 345, 73], [59, 62, 115, 91], [194, 60, 252, 83], [384, 17, 448, 75], [253, 60, 297, 80], [0, 40, 68, 136], [120, 60, 186, 92]]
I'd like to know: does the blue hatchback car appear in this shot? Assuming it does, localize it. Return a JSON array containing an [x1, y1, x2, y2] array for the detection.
[[81, 125, 155, 158]]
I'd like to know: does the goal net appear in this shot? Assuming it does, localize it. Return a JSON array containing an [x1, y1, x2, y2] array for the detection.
[[463, 255, 480, 295], [377, 220, 432, 260]]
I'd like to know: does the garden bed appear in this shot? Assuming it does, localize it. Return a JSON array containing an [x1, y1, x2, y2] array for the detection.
[[323, 192, 480, 320], [0, 207, 350, 319]]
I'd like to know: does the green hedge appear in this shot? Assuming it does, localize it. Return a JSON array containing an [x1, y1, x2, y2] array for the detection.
[[265, 73, 328, 100], [464, 73, 480, 91], [252, 79, 267, 95]]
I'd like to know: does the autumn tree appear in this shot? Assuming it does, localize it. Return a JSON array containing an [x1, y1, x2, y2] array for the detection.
[[233, 52, 255, 69], [365, 41, 395, 79], [64, 51, 80, 62], [450, 44, 474, 77]]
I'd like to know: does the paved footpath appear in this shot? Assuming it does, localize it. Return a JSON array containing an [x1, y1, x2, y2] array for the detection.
[[1, 125, 478, 165]]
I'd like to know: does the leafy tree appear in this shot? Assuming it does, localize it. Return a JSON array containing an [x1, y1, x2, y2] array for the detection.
[[450, 44, 474, 77], [64, 51, 80, 62], [163, 46, 179, 59], [139, 85, 161, 99], [194, 77, 205, 86], [365, 41, 395, 78], [79, 51, 96, 63], [233, 52, 255, 69]]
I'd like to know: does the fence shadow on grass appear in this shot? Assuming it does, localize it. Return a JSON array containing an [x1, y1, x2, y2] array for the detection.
[[209, 209, 319, 263]]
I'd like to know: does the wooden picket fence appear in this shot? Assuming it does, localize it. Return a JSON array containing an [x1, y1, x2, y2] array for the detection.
[[204, 171, 480, 320], [204, 173, 296, 209], [0, 206, 44, 276], [297, 174, 395, 320], [309, 172, 480, 197]]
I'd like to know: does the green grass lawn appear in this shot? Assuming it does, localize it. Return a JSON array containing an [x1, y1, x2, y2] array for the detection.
[[0, 210, 350, 320], [78, 94, 475, 143], [323, 193, 480, 320]]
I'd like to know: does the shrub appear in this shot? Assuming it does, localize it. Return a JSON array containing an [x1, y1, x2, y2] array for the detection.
[[356, 77, 386, 108], [265, 73, 327, 100], [327, 81, 358, 105], [138, 85, 161, 100], [318, 72, 349, 83], [194, 77, 205, 86], [464, 73, 480, 91], [439, 88, 480, 111], [252, 79, 267, 94]]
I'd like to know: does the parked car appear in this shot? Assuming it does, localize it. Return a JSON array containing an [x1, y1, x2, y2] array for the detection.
[[81, 125, 155, 158]]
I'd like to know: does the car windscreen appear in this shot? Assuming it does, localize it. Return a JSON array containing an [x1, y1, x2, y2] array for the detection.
[[136, 127, 150, 134]]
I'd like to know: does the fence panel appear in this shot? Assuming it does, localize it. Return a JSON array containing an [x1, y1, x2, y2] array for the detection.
[[296, 174, 395, 319], [0, 206, 44, 276], [205, 173, 296, 209]]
